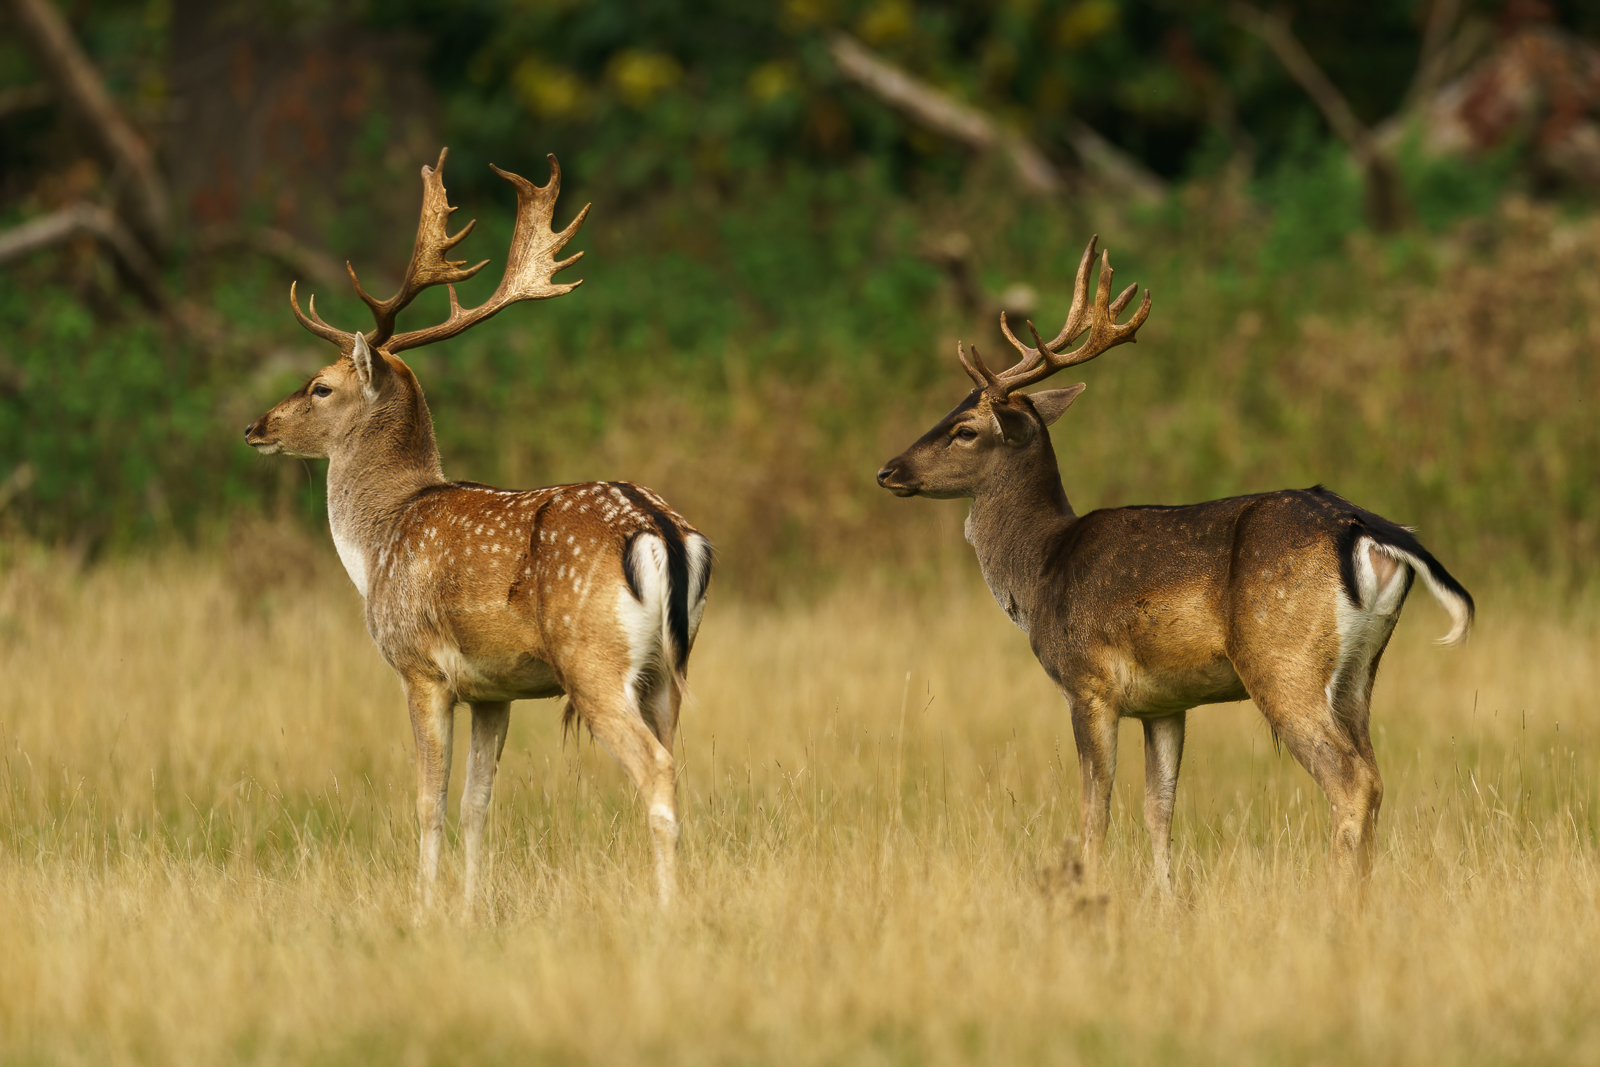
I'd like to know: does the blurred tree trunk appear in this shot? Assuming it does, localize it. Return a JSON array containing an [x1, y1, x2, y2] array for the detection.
[[166, 0, 441, 272], [1, 0, 172, 306], [1233, 3, 1411, 233], [827, 32, 1165, 202], [6, 0, 171, 250]]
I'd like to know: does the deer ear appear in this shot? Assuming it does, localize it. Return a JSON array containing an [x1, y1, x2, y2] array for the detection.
[[991, 399, 1037, 448], [1028, 384, 1086, 427], [350, 334, 386, 401]]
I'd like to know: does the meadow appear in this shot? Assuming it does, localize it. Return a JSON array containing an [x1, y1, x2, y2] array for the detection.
[[2, 538, 1597, 1065], [6, 173, 1600, 1067], [7, 5, 1600, 1062]]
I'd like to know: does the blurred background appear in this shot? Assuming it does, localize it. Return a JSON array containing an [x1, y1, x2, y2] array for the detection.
[[1, 0, 1596, 598]]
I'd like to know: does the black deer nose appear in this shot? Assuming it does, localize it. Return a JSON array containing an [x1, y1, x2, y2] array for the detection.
[[243, 419, 258, 440], [876, 466, 895, 487]]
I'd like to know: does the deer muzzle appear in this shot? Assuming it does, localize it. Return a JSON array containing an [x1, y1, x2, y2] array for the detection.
[[876, 463, 919, 497], [243, 416, 281, 455]]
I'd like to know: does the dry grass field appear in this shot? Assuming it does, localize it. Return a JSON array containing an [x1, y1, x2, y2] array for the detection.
[[2, 540, 1598, 1065]]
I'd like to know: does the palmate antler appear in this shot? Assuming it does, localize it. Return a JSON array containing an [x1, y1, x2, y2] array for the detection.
[[959, 236, 1151, 401], [289, 148, 589, 357]]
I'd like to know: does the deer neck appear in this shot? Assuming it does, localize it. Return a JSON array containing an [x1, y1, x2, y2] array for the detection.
[[963, 435, 1076, 634], [325, 385, 447, 598]]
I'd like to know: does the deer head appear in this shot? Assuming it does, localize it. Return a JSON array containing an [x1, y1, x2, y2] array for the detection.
[[876, 236, 1149, 500], [244, 149, 588, 463]]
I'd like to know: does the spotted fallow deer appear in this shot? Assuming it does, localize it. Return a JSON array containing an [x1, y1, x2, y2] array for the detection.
[[877, 237, 1472, 894], [244, 150, 711, 908]]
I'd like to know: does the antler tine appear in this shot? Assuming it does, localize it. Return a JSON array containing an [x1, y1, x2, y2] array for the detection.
[[1026, 318, 1054, 365], [994, 312, 1041, 384], [993, 317, 1061, 399], [350, 147, 490, 349], [1046, 234, 1100, 350], [1078, 250, 1151, 353], [1109, 281, 1139, 318], [388, 153, 590, 354], [984, 244, 1151, 397], [988, 313, 1053, 392], [1063, 249, 1151, 367], [958, 341, 1004, 393], [289, 281, 358, 356], [996, 235, 1101, 377]]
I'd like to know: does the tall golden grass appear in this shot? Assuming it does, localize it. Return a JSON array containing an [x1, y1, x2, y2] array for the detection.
[[2, 540, 1597, 1065]]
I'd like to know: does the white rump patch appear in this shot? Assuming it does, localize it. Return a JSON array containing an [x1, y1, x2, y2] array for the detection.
[[616, 534, 671, 712], [1353, 539, 1411, 618], [1327, 534, 1470, 718], [1328, 537, 1409, 715], [684, 533, 713, 645], [1358, 537, 1472, 647]]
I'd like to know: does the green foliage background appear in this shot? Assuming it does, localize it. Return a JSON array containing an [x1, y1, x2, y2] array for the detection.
[[0, 0, 1595, 593]]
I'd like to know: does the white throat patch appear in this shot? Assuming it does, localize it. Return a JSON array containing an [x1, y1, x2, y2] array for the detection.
[[331, 520, 370, 598]]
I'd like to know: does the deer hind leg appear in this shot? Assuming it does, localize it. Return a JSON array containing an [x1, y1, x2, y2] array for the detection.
[[639, 669, 682, 752], [1142, 712, 1186, 895], [1304, 544, 1405, 890], [569, 674, 679, 907], [1334, 695, 1384, 887], [461, 701, 511, 912], [1324, 591, 1401, 886], [403, 676, 456, 908], [1243, 675, 1382, 898]]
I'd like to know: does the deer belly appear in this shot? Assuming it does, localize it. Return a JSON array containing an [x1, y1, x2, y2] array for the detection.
[[431, 641, 564, 702], [1116, 655, 1250, 716]]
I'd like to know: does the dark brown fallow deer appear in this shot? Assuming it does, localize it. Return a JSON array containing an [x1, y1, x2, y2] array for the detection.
[[245, 150, 711, 909], [877, 237, 1472, 894]]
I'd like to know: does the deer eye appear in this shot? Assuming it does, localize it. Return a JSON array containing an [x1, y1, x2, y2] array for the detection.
[[311, 384, 333, 398], [954, 426, 979, 442]]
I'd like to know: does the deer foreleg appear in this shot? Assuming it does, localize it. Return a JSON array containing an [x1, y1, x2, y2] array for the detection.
[[405, 678, 455, 907], [462, 701, 511, 911], [1069, 693, 1120, 882], [1142, 712, 1186, 895]]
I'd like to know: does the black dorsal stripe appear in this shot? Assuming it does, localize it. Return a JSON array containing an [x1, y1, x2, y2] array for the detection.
[[613, 483, 692, 675]]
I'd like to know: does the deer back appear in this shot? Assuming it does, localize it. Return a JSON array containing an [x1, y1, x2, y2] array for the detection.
[[361, 480, 709, 702]]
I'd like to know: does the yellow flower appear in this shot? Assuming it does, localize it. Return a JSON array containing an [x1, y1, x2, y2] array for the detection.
[[1056, 0, 1118, 49], [608, 49, 684, 109], [511, 58, 588, 119], [747, 61, 799, 105], [857, 0, 913, 45]]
